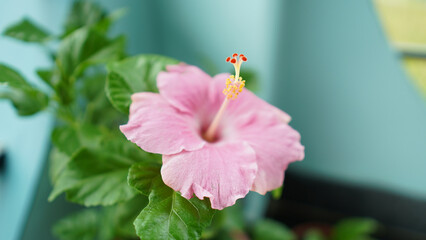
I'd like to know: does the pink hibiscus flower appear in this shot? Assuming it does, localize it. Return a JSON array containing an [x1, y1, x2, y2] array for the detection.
[[120, 54, 304, 210]]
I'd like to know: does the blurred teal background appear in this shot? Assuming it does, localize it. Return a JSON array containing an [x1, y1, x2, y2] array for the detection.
[[279, 0, 426, 201], [0, 1, 65, 240], [0, 0, 425, 239]]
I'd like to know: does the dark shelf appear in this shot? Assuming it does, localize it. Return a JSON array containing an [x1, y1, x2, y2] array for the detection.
[[267, 171, 426, 240]]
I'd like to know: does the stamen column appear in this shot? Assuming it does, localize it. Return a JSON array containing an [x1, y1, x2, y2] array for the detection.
[[203, 53, 247, 142]]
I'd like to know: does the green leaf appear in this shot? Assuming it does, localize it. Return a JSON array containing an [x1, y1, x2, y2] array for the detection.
[[331, 218, 378, 240], [106, 54, 179, 113], [128, 162, 162, 196], [214, 203, 245, 232], [54, 28, 125, 105], [57, 28, 123, 79], [80, 72, 107, 101], [78, 72, 127, 127], [53, 195, 149, 240], [129, 165, 215, 240], [240, 68, 260, 92], [49, 124, 105, 184], [272, 186, 283, 200], [51, 126, 81, 156], [105, 72, 132, 115], [303, 229, 327, 240], [0, 90, 48, 116], [49, 139, 147, 206], [51, 124, 105, 156], [53, 209, 99, 240], [135, 177, 215, 240], [0, 64, 28, 87], [63, 0, 105, 36], [0, 64, 49, 115], [72, 35, 126, 78], [103, 195, 149, 239], [3, 18, 51, 43], [50, 68, 74, 105], [49, 147, 71, 184], [253, 219, 296, 240], [36, 68, 54, 88], [94, 8, 127, 34], [63, 1, 126, 37]]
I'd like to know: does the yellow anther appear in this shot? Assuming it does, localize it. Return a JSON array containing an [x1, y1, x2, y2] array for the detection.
[[223, 53, 247, 100]]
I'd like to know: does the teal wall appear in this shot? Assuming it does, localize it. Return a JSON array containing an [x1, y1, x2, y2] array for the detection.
[[278, 0, 426, 199], [150, 0, 284, 100], [0, 1, 68, 240]]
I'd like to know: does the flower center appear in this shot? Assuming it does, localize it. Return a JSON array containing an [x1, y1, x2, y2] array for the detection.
[[203, 53, 247, 142]]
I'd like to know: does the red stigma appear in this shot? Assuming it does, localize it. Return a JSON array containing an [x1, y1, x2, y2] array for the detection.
[[242, 56, 247, 61], [226, 57, 231, 62], [230, 58, 237, 64], [232, 53, 238, 57]]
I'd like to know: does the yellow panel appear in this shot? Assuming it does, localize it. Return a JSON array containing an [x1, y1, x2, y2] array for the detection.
[[404, 58, 426, 96], [375, 0, 426, 44], [375, 0, 426, 96]]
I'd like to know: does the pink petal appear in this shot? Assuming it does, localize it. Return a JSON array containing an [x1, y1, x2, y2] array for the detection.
[[209, 74, 292, 124], [161, 142, 258, 210], [120, 92, 205, 155], [233, 111, 304, 195], [157, 64, 212, 114], [206, 74, 303, 193]]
